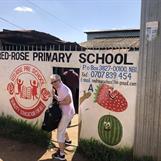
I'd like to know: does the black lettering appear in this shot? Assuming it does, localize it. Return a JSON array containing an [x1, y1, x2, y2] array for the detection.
[[0, 52, 9, 59], [105, 53, 113, 64], [46, 52, 52, 61], [96, 53, 105, 64], [0, 52, 29, 60], [11, 52, 16, 60], [51, 53, 58, 62], [79, 53, 86, 63], [65, 53, 72, 63], [33, 52, 38, 61], [20, 52, 25, 60], [38, 52, 44, 61], [88, 84, 94, 92], [115, 53, 123, 64], [25, 52, 29, 61], [87, 53, 95, 63], [124, 54, 133, 65], [59, 53, 65, 62]]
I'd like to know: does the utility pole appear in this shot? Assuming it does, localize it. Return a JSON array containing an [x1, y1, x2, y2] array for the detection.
[[134, 1, 161, 161]]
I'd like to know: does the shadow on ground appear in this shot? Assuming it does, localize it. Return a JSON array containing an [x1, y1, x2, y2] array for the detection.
[[39, 150, 89, 161], [0, 137, 46, 161], [0, 137, 89, 161], [71, 151, 89, 161]]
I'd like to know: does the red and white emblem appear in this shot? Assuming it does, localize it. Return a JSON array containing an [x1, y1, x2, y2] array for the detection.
[[7, 64, 51, 119]]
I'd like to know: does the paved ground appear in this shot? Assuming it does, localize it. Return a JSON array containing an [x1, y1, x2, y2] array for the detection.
[[0, 114, 89, 161]]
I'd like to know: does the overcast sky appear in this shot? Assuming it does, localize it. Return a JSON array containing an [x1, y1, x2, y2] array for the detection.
[[0, 0, 141, 43]]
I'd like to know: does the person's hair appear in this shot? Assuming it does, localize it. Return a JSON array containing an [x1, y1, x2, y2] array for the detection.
[[50, 74, 61, 81]]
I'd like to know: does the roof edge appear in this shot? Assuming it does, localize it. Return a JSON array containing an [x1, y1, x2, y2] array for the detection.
[[84, 28, 140, 34]]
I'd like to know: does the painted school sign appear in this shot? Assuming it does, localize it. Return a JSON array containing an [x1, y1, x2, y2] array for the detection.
[[0, 50, 138, 148]]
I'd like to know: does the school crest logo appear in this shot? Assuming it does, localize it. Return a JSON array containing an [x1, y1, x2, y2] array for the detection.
[[7, 64, 51, 119]]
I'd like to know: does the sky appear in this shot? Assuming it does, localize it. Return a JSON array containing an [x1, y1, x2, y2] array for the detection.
[[0, 0, 141, 43]]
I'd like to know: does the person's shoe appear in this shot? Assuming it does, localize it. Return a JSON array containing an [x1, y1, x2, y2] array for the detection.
[[53, 150, 65, 161], [65, 140, 72, 146], [53, 149, 60, 156]]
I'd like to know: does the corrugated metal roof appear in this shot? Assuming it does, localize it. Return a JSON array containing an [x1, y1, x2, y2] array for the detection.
[[85, 28, 140, 33], [0, 29, 85, 51], [85, 29, 140, 40], [80, 37, 140, 49], [0, 29, 68, 45]]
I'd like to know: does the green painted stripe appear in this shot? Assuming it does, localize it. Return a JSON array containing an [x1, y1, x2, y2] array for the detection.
[[103, 116, 108, 144], [117, 120, 122, 144], [101, 117, 106, 143], [98, 116, 105, 143], [111, 116, 116, 145], [115, 118, 119, 144], [106, 115, 111, 145], [109, 115, 114, 145], [105, 115, 112, 145], [113, 116, 122, 145], [98, 117, 102, 140]]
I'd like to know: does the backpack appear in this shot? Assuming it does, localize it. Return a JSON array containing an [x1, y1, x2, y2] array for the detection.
[[41, 99, 62, 132]]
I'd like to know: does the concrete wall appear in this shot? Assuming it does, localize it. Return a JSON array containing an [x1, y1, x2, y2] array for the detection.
[[0, 49, 139, 148], [79, 50, 139, 148], [134, 0, 161, 160]]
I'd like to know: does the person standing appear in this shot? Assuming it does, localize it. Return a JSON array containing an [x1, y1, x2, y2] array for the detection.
[[50, 74, 75, 161]]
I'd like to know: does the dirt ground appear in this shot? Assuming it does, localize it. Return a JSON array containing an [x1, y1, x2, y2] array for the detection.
[[0, 114, 89, 161]]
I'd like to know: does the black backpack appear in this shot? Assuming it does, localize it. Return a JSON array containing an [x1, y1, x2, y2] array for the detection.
[[41, 99, 62, 132]]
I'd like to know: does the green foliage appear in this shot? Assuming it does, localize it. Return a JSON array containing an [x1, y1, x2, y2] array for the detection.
[[134, 156, 154, 161], [77, 138, 154, 161], [0, 114, 51, 147]]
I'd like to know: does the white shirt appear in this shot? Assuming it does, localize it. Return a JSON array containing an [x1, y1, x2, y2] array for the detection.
[[57, 82, 75, 117]]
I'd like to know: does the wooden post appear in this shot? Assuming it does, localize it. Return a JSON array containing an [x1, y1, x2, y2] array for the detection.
[[134, 1, 161, 161]]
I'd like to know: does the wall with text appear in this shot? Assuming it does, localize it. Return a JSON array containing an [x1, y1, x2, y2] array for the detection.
[[0, 49, 139, 148]]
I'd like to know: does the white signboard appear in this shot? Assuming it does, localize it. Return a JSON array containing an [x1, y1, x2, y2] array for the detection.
[[79, 50, 139, 148], [0, 50, 139, 148], [146, 21, 159, 41]]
